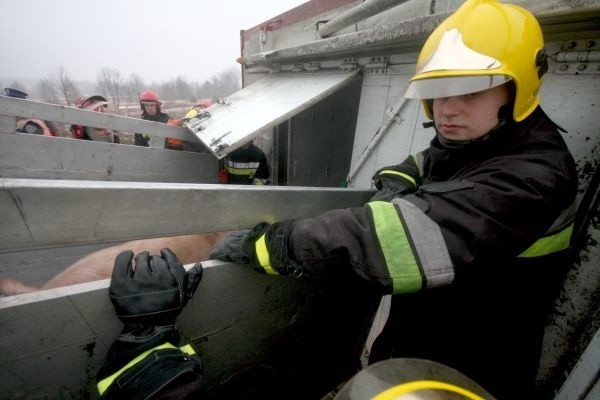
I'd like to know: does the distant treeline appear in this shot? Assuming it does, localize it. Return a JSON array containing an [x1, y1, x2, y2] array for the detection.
[[1, 65, 242, 112]]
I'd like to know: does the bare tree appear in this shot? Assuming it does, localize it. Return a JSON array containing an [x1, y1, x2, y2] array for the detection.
[[37, 78, 60, 104], [173, 76, 195, 102], [127, 72, 145, 104], [96, 67, 122, 109], [196, 66, 241, 100], [46, 66, 79, 106]]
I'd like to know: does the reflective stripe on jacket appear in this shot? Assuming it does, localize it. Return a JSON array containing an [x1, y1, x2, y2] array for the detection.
[[285, 107, 577, 295], [224, 144, 270, 185]]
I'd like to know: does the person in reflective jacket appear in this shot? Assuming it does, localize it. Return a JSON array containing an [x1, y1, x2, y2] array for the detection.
[[219, 141, 270, 185], [208, 1, 578, 398], [138, 90, 184, 150]]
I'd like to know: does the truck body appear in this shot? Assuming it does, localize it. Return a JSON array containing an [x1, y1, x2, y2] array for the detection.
[[1, 0, 599, 398]]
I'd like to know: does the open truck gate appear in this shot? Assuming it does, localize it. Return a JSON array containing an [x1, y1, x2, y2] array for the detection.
[[1, 0, 600, 398]]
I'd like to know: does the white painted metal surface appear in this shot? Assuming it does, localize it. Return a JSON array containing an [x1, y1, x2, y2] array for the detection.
[[185, 71, 361, 158]]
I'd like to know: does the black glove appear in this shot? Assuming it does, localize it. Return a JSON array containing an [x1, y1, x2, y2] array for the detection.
[[370, 166, 418, 202], [208, 229, 252, 263], [97, 248, 204, 400], [109, 248, 203, 325], [209, 221, 301, 276]]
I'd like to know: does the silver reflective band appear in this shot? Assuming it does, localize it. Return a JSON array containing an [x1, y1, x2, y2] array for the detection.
[[419, 28, 500, 74], [404, 75, 512, 100], [404, 27, 510, 100]]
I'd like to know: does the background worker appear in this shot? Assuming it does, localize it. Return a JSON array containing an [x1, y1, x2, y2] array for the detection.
[[4, 87, 59, 136], [70, 95, 120, 143], [208, 1, 578, 398], [218, 141, 270, 185], [138, 90, 182, 149]]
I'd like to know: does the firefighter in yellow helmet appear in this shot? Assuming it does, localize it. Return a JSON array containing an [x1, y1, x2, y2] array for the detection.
[[403, 0, 548, 122], [207, 0, 576, 397], [96, 1, 577, 399]]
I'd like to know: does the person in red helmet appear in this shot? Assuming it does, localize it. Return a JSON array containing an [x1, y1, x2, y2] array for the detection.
[[138, 90, 183, 149], [70, 95, 119, 143], [4, 87, 59, 136]]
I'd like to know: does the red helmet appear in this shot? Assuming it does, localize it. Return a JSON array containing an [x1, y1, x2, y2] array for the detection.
[[71, 95, 109, 139], [139, 90, 161, 110], [75, 95, 108, 111], [196, 98, 214, 109]]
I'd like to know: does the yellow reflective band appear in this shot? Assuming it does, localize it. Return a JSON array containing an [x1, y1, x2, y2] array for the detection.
[[256, 233, 278, 275], [518, 223, 573, 258], [380, 170, 417, 187], [368, 201, 422, 294], [179, 344, 197, 356], [225, 166, 257, 176], [97, 342, 195, 395], [372, 380, 485, 400]]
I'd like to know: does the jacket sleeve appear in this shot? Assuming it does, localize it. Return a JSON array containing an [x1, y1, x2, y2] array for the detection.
[[286, 199, 455, 295], [370, 153, 423, 201], [278, 136, 576, 295]]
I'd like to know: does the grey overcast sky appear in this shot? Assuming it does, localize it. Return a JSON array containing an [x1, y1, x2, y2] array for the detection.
[[0, 0, 307, 85]]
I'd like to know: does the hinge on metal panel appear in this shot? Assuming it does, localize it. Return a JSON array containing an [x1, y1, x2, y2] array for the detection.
[[304, 61, 321, 72], [554, 39, 600, 75], [339, 58, 359, 72], [365, 56, 388, 75]]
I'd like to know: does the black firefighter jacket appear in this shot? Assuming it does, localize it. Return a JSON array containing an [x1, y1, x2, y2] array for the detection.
[[261, 107, 577, 399]]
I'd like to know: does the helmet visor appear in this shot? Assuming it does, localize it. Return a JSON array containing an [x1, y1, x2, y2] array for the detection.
[[405, 75, 511, 100]]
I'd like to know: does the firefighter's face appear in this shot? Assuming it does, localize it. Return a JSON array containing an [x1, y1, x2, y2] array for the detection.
[[432, 83, 510, 141], [84, 126, 114, 142], [144, 102, 158, 115]]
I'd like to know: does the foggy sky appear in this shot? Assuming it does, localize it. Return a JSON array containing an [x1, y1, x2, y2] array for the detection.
[[0, 0, 307, 86]]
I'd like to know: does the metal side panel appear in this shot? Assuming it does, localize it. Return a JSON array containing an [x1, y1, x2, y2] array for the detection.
[[0, 133, 218, 183], [186, 71, 362, 158], [0, 179, 374, 252], [0, 95, 196, 140], [554, 326, 600, 400], [0, 260, 379, 400]]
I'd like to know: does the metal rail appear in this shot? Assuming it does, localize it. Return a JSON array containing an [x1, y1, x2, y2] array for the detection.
[[0, 178, 374, 252]]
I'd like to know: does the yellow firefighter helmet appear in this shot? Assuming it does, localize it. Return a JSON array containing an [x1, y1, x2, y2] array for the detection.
[[404, 0, 547, 122], [334, 358, 496, 400]]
